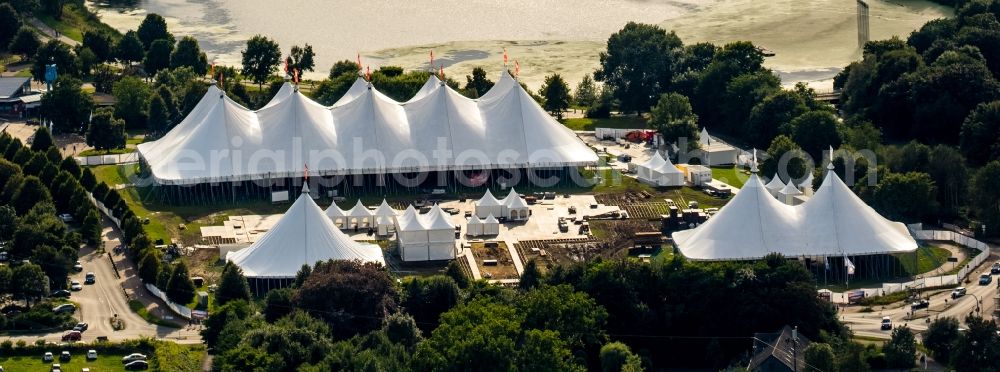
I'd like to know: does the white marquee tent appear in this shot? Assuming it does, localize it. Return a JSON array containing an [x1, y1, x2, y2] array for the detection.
[[671, 165, 916, 261], [226, 188, 385, 278], [346, 200, 373, 229], [395, 204, 457, 261], [778, 180, 803, 205], [637, 151, 684, 187], [501, 188, 530, 221], [325, 202, 348, 228], [466, 215, 484, 236], [764, 174, 785, 196], [373, 199, 398, 235], [475, 189, 504, 219], [483, 214, 500, 235], [136, 72, 599, 185]]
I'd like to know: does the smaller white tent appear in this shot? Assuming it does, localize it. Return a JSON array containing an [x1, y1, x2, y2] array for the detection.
[[502, 188, 530, 221], [346, 200, 373, 229], [636, 151, 667, 184], [483, 214, 500, 235], [699, 127, 711, 147], [652, 155, 685, 187], [798, 173, 815, 196], [779, 180, 803, 205], [396, 206, 429, 261], [420, 204, 458, 260], [765, 174, 785, 197], [325, 202, 348, 228], [373, 199, 398, 235], [475, 189, 504, 219], [466, 215, 484, 236]]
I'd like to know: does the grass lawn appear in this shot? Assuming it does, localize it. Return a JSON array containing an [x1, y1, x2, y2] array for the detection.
[[14, 69, 32, 78], [153, 341, 207, 372], [561, 116, 647, 131], [895, 244, 951, 276], [78, 148, 134, 157], [128, 300, 182, 328], [710, 166, 748, 188], [667, 186, 729, 209], [37, 3, 122, 43], [0, 353, 122, 371], [583, 167, 653, 194]]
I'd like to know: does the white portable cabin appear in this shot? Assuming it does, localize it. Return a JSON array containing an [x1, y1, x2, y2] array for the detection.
[[686, 165, 713, 186], [466, 215, 484, 236]]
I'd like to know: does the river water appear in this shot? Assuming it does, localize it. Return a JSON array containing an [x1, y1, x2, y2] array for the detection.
[[87, 0, 950, 89]]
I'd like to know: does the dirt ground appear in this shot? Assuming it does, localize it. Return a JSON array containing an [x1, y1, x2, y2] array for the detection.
[[471, 241, 519, 280]]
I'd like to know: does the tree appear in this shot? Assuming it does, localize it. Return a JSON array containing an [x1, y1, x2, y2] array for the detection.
[[264, 287, 294, 322], [445, 260, 468, 289], [31, 40, 79, 81], [202, 299, 252, 348], [884, 325, 916, 369], [0, 4, 20, 49], [81, 31, 113, 63], [38, 76, 92, 134], [39, 0, 62, 19], [116, 30, 144, 65], [85, 108, 126, 151], [790, 110, 842, 161], [649, 92, 699, 151], [112, 76, 152, 128], [3, 0, 37, 16], [216, 262, 250, 306], [923, 317, 960, 364], [746, 90, 808, 148], [81, 209, 101, 245], [462, 67, 494, 98], [960, 100, 1000, 166], [539, 74, 571, 119], [518, 259, 542, 291], [0, 205, 15, 241], [12, 176, 51, 215], [870, 171, 938, 223], [75, 46, 96, 77], [762, 135, 808, 181], [402, 276, 459, 333], [519, 284, 608, 351], [166, 261, 196, 304], [29, 126, 53, 151], [574, 74, 598, 107], [600, 342, 643, 372], [950, 315, 1000, 372], [803, 343, 836, 372], [294, 260, 398, 339], [413, 298, 523, 371], [12, 263, 47, 305], [241, 35, 281, 89], [143, 38, 173, 76], [970, 161, 1000, 237], [286, 44, 315, 75], [595, 22, 682, 114], [137, 251, 159, 284], [146, 93, 169, 135], [7, 27, 39, 59], [136, 13, 171, 50], [170, 36, 208, 74]]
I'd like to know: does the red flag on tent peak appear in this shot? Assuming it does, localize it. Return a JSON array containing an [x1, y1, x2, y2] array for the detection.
[[430, 50, 434, 67], [210, 62, 215, 78], [365, 66, 371, 81], [503, 48, 508, 64], [293, 69, 300, 84], [283, 58, 289, 74], [514, 60, 520, 77], [356, 53, 363, 71], [438, 65, 444, 80], [304, 163, 309, 182]]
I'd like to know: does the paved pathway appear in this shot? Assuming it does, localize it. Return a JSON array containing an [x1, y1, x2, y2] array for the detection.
[[28, 17, 80, 46]]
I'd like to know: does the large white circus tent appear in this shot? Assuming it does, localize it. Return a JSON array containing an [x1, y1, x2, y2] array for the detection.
[[671, 163, 916, 261], [226, 188, 385, 279], [136, 71, 599, 185]]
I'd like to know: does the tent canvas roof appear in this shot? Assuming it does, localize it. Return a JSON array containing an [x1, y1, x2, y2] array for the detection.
[[764, 174, 785, 192], [396, 205, 425, 231], [699, 127, 711, 146], [420, 204, 455, 230], [467, 215, 483, 225], [347, 200, 372, 217], [639, 151, 666, 170], [671, 170, 916, 261], [653, 153, 683, 175], [227, 193, 385, 277], [483, 214, 499, 224], [137, 71, 598, 185], [478, 189, 501, 207], [779, 180, 802, 196], [374, 199, 397, 216], [325, 202, 347, 218]]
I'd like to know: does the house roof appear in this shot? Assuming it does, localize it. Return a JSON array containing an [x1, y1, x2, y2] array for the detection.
[[0, 77, 29, 99]]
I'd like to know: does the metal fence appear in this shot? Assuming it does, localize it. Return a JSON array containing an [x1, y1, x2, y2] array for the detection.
[[829, 229, 991, 303], [74, 152, 138, 166]]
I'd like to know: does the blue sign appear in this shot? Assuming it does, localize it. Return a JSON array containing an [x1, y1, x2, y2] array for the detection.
[[44, 64, 57, 84]]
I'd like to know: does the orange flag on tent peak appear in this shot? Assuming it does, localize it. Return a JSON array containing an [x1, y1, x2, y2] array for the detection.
[[365, 66, 371, 81], [514, 60, 520, 77], [304, 163, 309, 182], [503, 48, 508, 65], [210, 62, 215, 78], [438, 65, 444, 80], [356, 53, 363, 71], [283, 58, 289, 74], [430, 50, 434, 68], [294, 69, 300, 84]]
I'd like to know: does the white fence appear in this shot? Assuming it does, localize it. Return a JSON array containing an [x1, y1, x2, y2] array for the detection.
[[75, 152, 138, 166], [86, 192, 193, 320], [830, 229, 991, 304]]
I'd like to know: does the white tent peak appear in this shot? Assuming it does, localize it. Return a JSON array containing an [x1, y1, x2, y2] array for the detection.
[[699, 127, 711, 146], [779, 180, 802, 196], [421, 204, 455, 230], [374, 199, 397, 216], [484, 214, 499, 224], [478, 189, 501, 206], [765, 174, 785, 193], [227, 192, 385, 277], [348, 200, 372, 217]]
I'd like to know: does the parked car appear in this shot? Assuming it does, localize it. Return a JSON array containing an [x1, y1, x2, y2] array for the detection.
[[50, 363, 60, 372], [84, 272, 95, 284], [73, 261, 83, 272], [0, 251, 7, 261], [70, 281, 82, 291], [992, 263, 1000, 275], [59, 351, 70, 361], [73, 322, 88, 332], [50, 290, 71, 298], [881, 316, 892, 330], [980, 273, 993, 285], [911, 299, 930, 310], [43, 352, 54, 362], [952, 287, 967, 299], [60, 331, 81, 342], [121, 353, 147, 363], [86, 350, 97, 360], [124, 360, 149, 370], [58, 214, 73, 223], [52, 304, 76, 314]]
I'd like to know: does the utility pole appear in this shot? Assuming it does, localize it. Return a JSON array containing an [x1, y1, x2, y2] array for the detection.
[[857, 0, 870, 48]]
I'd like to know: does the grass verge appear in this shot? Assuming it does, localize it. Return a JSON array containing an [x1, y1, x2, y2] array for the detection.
[[37, 2, 122, 42], [128, 300, 182, 328], [561, 116, 647, 131], [78, 148, 134, 157], [0, 354, 123, 371], [152, 340, 207, 372], [710, 166, 748, 188]]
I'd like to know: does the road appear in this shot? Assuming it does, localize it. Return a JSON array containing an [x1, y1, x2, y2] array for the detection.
[[841, 255, 999, 341], [1, 218, 202, 345]]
